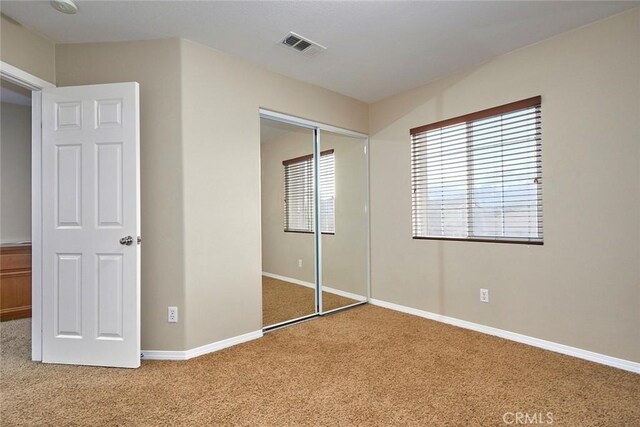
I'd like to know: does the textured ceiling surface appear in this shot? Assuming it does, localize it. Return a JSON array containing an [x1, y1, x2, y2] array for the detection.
[[1, 1, 637, 102]]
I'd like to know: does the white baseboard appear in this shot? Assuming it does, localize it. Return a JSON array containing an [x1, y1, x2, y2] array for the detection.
[[323, 286, 367, 302], [370, 298, 640, 374], [262, 272, 315, 289], [262, 272, 367, 302], [141, 329, 263, 361]]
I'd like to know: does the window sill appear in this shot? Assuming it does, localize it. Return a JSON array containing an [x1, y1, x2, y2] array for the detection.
[[412, 236, 543, 245], [284, 230, 335, 236]]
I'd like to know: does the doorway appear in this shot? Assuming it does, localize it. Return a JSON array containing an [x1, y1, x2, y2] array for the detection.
[[0, 62, 53, 361], [259, 110, 370, 330], [1, 78, 33, 324]]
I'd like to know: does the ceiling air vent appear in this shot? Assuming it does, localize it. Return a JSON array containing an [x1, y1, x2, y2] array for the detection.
[[280, 32, 326, 57]]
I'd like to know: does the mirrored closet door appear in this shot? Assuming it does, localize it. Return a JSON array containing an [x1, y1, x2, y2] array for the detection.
[[260, 118, 317, 328], [260, 111, 369, 330], [319, 130, 368, 313]]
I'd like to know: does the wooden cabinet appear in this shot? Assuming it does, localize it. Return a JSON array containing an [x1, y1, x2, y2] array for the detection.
[[0, 245, 32, 321]]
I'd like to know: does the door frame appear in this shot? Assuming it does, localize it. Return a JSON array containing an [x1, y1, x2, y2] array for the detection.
[[258, 108, 371, 321], [0, 61, 55, 361]]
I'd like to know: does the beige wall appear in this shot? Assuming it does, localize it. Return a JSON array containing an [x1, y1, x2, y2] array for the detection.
[[180, 39, 368, 349], [0, 14, 55, 83], [0, 101, 31, 243], [261, 125, 368, 297], [56, 40, 187, 351], [369, 8, 640, 362]]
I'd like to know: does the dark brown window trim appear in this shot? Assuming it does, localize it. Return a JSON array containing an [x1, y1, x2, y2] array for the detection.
[[282, 149, 335, 166], [412, 236, 543, 246], [410, 96, 541, 136], [285, 230, 335, 236]]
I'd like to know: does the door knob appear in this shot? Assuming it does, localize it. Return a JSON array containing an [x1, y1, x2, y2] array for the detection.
[[120, 236, 134, 246]]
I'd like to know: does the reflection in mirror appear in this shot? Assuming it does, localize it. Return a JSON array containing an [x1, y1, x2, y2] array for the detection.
[[260, 118, 317, 327], [320, 131, 368, 313]]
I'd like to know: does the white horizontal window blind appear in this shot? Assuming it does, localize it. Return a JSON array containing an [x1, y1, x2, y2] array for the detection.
[[283, 149, 335, 234], [319, 152, 336, 233], [411, 96, 543, 244]]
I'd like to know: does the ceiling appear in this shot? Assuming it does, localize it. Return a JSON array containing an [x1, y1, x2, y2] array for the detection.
[[1, 1, 637, 103], [260, 118, 311, 145]]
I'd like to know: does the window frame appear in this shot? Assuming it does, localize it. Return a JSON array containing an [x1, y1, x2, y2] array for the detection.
[[410, 96, 543, 245], [283, 149, 335, 235]]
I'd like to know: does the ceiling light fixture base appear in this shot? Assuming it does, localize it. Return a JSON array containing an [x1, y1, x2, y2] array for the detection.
[[50, 0, 78, 15]]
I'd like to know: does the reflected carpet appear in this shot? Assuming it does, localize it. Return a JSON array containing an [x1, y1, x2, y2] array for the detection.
[[262, 275, 356, 326]]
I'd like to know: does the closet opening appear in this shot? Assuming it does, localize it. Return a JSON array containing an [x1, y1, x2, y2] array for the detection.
[[259, 110, 370, 332]]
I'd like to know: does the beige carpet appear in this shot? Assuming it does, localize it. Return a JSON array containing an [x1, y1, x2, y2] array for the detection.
[[262, 276, 357, 326], [2, 306, 639, 426]]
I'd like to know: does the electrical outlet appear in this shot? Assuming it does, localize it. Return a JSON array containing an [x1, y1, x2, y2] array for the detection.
[[298, 259, 302, 268], [480, 289, 489, 303], [168, 306, 178, 323]]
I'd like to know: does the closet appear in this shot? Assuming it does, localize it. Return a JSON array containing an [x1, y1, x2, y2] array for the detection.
[[259, 112, 369, 329]]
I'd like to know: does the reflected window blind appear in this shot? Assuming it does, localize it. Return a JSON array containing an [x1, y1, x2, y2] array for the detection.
[[410, 96, 543, 244], [318, 152, 336, 233], [283, 149, 335, 233]]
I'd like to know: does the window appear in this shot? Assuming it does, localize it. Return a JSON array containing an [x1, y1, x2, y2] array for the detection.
[[411, 96, 542, 244], [283, 149, 335, 234]]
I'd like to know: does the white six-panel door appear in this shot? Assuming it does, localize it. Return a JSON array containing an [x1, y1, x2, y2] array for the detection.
[[41, 83, 140, 368]]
